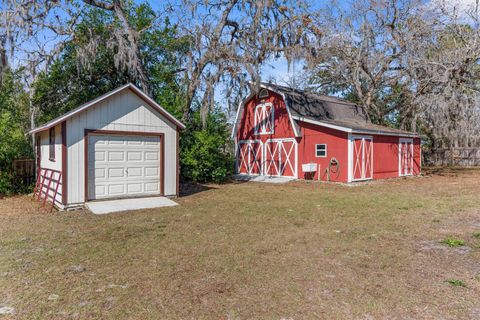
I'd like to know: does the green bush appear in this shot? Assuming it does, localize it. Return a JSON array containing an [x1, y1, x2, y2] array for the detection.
[[180, 108, 234, 183]]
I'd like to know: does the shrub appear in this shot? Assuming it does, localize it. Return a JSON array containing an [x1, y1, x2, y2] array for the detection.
[[180, 108, 234, 183]]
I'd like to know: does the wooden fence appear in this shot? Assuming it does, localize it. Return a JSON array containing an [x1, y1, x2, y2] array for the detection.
[[429, 148, 480, 166], [12, 159, 36, 189]]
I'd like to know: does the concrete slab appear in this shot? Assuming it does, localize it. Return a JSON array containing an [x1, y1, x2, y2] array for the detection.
[[233, 174, 295, 184], [86, 196, 178, 214]]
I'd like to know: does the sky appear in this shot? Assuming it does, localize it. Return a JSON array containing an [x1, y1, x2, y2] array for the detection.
[[6, 0, 478, 103]]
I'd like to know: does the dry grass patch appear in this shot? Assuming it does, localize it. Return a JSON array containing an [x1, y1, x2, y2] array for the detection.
[[1, 168, 480, 319]]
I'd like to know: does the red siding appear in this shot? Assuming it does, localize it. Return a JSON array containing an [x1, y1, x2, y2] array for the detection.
[[297, 122, 349, 182], [237, 91, 295, 142], [371, 135, 401, 179], [371, 135, 421, 179]]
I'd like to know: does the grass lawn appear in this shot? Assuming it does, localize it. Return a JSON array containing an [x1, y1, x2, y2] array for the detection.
[[1, 168, 480, 319]]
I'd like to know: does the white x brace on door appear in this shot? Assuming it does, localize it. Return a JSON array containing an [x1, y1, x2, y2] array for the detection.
[[263, 138, 297, 178], [399, 138, 414, 176], [254, 103, 274, 135], [351, 135, 373, 181], [236, 140, 263, 175]]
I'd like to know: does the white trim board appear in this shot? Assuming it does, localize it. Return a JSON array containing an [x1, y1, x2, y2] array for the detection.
[[292, 116, 419, 138]]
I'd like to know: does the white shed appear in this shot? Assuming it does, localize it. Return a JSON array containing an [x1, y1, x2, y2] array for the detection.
[[29, 83, 185, 210]]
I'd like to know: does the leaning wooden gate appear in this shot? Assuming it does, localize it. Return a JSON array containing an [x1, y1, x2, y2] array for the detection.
[[32, 168, 62, 212]]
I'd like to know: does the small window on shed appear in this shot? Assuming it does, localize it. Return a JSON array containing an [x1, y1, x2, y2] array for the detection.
[[49, 127, 55, 161], [258, 88, 269, 99], [315, 144, 327, 157]]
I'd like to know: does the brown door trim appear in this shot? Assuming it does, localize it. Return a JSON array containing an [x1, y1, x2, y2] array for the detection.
[[61, 122, 68, 205], [84, 129, 165, 202]]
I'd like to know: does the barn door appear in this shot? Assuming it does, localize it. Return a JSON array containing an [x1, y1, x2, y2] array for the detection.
[[264, 139, 297, 177], [237, 140, 263, 175], [399, 138, 414, 176], [254, 103, 274, 135], [352, 136, 373, 181]]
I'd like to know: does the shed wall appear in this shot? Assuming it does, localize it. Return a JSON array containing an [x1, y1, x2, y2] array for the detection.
[[66, 88, 178, 205], [37, 124, 63, 207]]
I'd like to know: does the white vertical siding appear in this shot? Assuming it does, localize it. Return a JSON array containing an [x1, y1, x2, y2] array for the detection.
[[66, 89, 178, 206], [37, 124, 63, 208]]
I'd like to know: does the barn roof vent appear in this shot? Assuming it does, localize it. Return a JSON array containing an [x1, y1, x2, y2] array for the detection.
[[258, 88, 269, 99]]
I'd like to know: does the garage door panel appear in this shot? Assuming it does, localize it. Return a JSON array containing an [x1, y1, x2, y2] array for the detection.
[[108, 184, 125, 195], [95, 168, 106, 179], [127, 183, 143, 193], [145, 167, 159, 177], [108, 151, 125, 161], [144, 151, 159, 161], [93, 151, 106, 162], [108, 167, 125, 178], [95, 185, 106, 196], [127, 151, 142, 161], [88, 134, 161, 200], [145, 182, 160, 192], [127, 167, 143, 177]]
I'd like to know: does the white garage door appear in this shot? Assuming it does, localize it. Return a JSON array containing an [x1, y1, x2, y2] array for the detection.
[[88, 134, 161, 200]]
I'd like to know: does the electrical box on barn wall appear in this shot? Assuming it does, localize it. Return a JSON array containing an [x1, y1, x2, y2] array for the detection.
[[302, 163, 317, 172]]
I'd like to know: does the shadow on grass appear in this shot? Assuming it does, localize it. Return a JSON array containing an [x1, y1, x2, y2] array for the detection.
[[179, 178, 249, 197]]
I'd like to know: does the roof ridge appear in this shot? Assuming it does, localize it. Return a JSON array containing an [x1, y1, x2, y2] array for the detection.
[[260, 82, 356, 106]]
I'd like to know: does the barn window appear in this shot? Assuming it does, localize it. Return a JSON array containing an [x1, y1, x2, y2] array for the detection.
[[315, 144, 327, 157], [254, 103, 274, 135], [49, 127, 55, 161], [258, 88, 269, 99]]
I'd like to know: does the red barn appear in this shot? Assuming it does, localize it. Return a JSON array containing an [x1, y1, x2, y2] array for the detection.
[[231, 83, 421, 182]]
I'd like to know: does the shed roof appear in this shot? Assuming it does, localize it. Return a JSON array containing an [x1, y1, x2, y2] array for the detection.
[[29, 83, 186, 134]]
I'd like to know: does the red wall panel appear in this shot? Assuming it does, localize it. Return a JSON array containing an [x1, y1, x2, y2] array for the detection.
[[297, 122, 349, 183], [371, 135, 401, 179]]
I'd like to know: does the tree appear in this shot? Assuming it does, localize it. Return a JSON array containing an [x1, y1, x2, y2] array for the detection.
[[0, 71, 32, 194], [1, 0, 316, 129], [305, 0, 480, 154], [33, 4, 188, 124], [177, 0, 317, 125]]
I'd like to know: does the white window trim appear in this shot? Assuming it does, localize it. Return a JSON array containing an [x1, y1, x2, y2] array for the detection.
[[258, 89, 269, 99], [315, 144, 327, 158], [254, 102, 274, 135]]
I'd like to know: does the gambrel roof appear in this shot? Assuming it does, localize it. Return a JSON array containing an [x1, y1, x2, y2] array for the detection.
[[232, 83, 419, 138]]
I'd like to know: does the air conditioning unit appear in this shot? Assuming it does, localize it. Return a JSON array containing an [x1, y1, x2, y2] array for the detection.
[[302, 163, 317, 172]]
